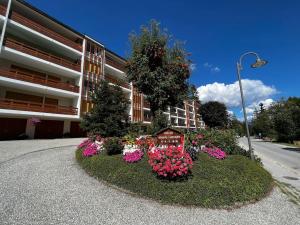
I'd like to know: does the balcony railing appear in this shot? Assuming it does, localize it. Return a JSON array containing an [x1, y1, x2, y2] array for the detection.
[[0, 98, 78, 115], [4, 38, 81, 72], [106, 74, 130, 89], [0, 5, 6, 16], [106, 56, 125, 71], [10, 11, 82, 51], [0, 68, 79, 93]]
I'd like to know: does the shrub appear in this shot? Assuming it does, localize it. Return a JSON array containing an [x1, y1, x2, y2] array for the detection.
[[80, 80, 129, 137], [148, 146, 193, 179], [186, 146, 198, 161], [127, 122, 148, 137], [186, 129, 252, 157], [147, 111, 169, 135], [103, 137, 124, 155], [123, 150, 144, 163]]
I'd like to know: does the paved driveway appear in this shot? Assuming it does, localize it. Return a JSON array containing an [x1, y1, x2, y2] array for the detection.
[[0, 139, 299, 225], [239, 137, 300, 202]]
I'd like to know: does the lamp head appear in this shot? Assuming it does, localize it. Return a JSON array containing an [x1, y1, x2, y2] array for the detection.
[[251, 58, 268, 68]]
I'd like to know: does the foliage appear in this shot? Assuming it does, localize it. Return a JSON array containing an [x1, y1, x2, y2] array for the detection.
[[148, 145, 193, 179], [271, 102, 298, 142], [123, 150, 144, 163], [76, 149, 273, 208], [251, 97, 300, 142], [252, 109, 274, 138], [185, 129, 255, 159], [127, 122, 148, 138], [229, 115, 245, 136], [80, 80, 129, 137], [185, 146, 198, 161], [199, 101, 229, 128], [126, 20, 191, 116], [147, 111, 169, 134], [103, 137, 124, 155]]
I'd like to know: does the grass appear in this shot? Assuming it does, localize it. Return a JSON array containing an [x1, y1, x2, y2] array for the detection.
[[76, 149, 273, 208]]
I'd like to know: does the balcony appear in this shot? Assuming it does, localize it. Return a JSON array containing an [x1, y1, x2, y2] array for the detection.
[[0, 68, 79, 93], [10, 11, 82, 52], [106, 56, 125, 72], [0, 98, 77, 115], [106, 74, 130, 90], [4, 38, 81, 72]]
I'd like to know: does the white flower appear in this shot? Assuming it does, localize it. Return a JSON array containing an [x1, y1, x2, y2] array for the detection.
[[123, 144, 139, 155]]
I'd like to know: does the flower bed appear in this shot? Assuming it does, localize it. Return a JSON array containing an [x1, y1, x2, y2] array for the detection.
[[148, 145, 193, 179], [76, 148, 273, 208], [202, 146, 226, 159]]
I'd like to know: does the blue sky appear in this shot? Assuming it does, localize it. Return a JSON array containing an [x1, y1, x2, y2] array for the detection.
[[27, 0, 300, 118]]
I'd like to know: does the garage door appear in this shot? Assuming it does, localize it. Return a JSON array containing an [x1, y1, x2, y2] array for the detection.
[[34, 120, 63, 139], [70, 121, 86, 138], [0, 118, 27, 140]]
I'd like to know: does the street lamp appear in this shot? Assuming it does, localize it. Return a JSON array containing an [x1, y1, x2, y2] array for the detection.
[[236, 52, 268, 160]]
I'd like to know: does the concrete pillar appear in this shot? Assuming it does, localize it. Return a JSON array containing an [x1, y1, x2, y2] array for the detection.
[[25, 119, 35, 139], [63, 120, 71, 135]]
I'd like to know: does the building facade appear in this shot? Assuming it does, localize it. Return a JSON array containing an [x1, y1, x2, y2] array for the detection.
[[0, 0, 204, 140]]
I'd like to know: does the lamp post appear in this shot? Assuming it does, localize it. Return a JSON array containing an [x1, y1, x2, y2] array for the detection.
[[236, 52, 268, 160]]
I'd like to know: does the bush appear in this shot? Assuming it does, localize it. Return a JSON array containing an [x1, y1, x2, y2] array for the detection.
[[103, 137, 124, 155], [186, 129, 252, 157], [147, 111, 169, 135], [148, 146, 193, 179], [186, 146, 198, 161], [127, 122, 148, 137]]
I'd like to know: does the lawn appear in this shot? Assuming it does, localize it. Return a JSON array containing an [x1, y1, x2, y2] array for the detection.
[[76, 148, 273, 208]]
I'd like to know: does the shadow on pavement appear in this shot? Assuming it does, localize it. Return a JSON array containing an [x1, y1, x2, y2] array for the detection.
[[282, 147, 300, 153]]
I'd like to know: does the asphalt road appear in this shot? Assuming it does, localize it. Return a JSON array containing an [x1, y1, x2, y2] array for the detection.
[[239, 137, 300, 192], [0, 139, 299, 225]]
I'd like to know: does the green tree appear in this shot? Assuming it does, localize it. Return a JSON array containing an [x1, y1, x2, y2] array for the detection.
[[147, 111, 170, 135], [126, 20, 191, 117], [80, 80, 129, 137], [252, 109, 274, 138], [199, 101, 229, 128], [269, 100, 299, 142], [229, 115, 245, 136]]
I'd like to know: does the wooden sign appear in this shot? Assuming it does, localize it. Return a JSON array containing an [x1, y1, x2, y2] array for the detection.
[[156, 128, 184, 146]]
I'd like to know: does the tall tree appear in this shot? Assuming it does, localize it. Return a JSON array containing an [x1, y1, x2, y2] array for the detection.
[[80, 80, 129, 137], [199, 101, 229, 128], [126, 20, 191, 117]]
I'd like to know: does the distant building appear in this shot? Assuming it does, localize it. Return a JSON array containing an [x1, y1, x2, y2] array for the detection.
[[0, 0, 204, 140]]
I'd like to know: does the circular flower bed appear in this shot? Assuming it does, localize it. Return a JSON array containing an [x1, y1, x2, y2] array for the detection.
[[76, 147, 273, 208]]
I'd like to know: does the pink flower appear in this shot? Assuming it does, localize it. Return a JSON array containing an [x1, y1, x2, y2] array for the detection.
[[123, 150, 144, 163]]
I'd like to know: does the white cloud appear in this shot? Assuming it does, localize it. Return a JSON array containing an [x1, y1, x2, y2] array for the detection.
[[197, 79, 277, 113], [227, 110, 234, 116], [203, 62, 212, 68], [190, 63, 196, 71], [203, 62, 221, 73], [211, 66, 220, 73], [245, 98, 274, 114]]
